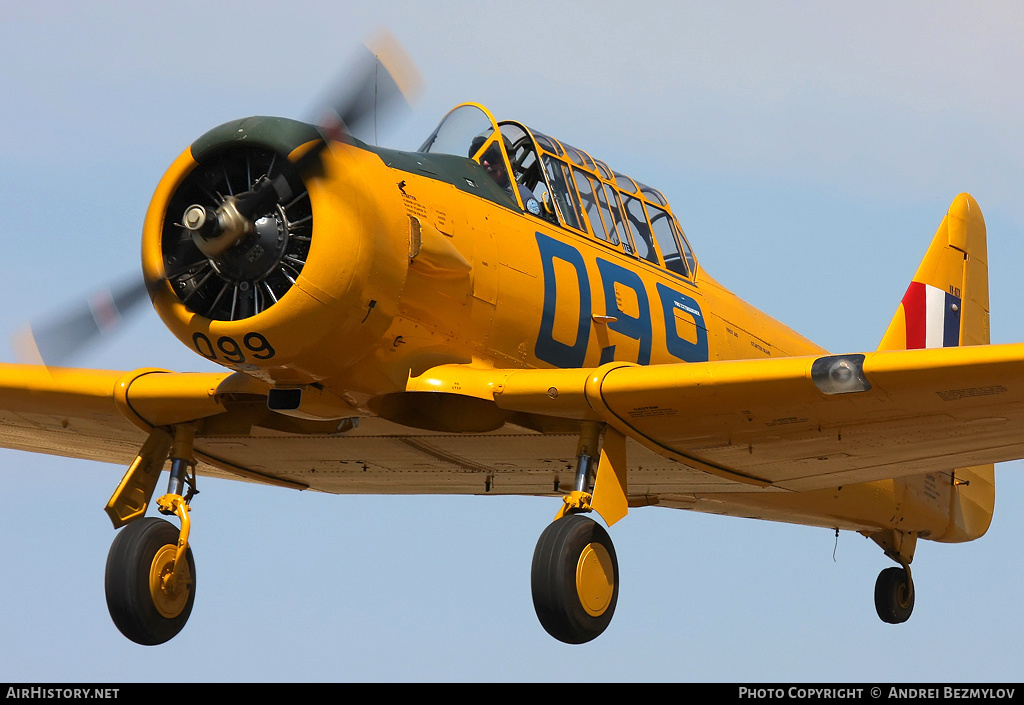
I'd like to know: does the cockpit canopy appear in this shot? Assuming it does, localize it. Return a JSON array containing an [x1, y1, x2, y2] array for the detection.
[[419, 103, 697, 279]]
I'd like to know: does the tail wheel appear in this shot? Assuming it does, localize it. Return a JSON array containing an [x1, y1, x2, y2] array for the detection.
[[874, 566, 914, 624], [105, 517, 196, 645], [531, 514, 618, 644]]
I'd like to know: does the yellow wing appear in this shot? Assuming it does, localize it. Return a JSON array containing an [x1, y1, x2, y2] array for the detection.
[[409, 343, 1024, 491], [0, 364, 303, 489], [5, 339, 1021, 542], [7, 340, 1024, 493]]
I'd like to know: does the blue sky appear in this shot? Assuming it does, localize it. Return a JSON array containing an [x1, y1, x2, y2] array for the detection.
[[1, 0, 1023, 682]]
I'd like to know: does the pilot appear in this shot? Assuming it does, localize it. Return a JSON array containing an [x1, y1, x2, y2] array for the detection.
[[469, 136, 541, 216]]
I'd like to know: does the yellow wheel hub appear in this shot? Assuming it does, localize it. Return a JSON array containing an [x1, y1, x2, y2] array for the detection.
[[897, 582, 912, 609], [149, 544, 191, 619], [576, 542, 615, 617]]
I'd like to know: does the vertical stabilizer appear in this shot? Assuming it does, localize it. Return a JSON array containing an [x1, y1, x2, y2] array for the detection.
[[877, 193, 994, 543], [878, 193, 989, 350]]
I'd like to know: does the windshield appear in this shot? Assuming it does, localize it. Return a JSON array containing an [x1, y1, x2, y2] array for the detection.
[[420, 103, 532, 209], [418, 103, 497, 157]]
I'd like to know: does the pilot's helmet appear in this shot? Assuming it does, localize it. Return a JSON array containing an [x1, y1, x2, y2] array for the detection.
[[469, 135, 487, 158], [469, 135, 511, 165]]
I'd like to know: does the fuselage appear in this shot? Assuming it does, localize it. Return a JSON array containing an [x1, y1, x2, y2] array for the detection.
[[140, 106, 991, 547], [145, 112, 824, 402]]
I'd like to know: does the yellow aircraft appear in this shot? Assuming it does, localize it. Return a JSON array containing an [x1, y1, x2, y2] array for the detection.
[[3, 44, 1017, 647]]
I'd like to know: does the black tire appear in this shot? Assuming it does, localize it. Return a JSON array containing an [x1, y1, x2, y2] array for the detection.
[[105, 517, 196, 645], [874, 566, 914, 624], [531, 514, 618, 644]]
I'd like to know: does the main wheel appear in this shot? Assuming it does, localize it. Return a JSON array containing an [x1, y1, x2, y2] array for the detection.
[[874, 566, 914, 624], [531, 514, 618, 644], [105, 517, 196, 645]]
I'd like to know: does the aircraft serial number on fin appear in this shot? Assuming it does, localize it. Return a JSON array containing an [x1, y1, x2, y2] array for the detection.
[[192, 332, 276, 362]]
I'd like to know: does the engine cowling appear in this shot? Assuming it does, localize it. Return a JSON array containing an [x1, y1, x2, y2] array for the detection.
[[142, 117, 409, 390]]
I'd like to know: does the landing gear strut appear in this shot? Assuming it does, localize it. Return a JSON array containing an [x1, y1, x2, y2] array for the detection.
[[104, 424, 198, 645], [531, 424, 626, 644], [870, 529, 916, 625]]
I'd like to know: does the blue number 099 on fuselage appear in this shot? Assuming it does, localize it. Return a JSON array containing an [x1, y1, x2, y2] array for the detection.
[[533, 232, 709, 369]]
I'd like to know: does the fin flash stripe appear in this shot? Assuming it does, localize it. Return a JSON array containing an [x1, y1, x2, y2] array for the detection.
[[903, 281, 961, 349]]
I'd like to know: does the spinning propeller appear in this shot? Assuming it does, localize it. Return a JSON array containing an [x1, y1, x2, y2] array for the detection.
[[14, 30, 421, 366]]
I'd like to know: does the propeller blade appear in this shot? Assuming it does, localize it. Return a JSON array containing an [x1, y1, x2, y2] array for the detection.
[[313, 28, 422, 145], [13, 277, 149, 366], [190, 29, 422, 254], [18, 29, 422, 366]]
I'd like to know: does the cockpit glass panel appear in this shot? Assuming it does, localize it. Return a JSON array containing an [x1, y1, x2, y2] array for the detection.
[[500, 123, 528, 145], [674, 217, 697, 274], [590, 176, 620, 246], [603, 186, 632, 254], [639, 185, 668, 206], [573, 168, 613, 244], [563, 144, 596, 171], [622, 195, 659, 264], [419, 104, 496, 156], [613, 172, 638, 194], [500, 123, 555, 221], [542, 156, 583, 231], [649, 205, 689, 277], [531, 131, 563, 156], [564, 145, 587, 167], [617, 194, 642, 254], [502, 124, 536, 186]]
